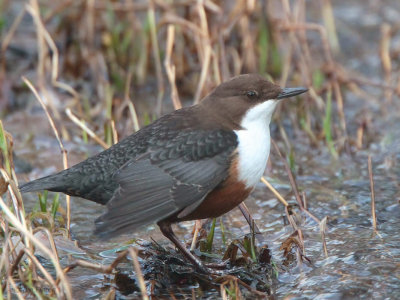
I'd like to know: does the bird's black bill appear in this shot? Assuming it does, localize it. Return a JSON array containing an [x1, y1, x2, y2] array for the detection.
[[277, 87, 308, 99]]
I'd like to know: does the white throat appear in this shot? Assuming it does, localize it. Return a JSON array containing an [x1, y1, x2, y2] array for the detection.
[[234, 100, 278, 188]]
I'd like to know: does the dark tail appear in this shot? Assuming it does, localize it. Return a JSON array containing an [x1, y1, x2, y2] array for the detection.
[[19, 174, 63, 193], [20, 167, 114, 205]]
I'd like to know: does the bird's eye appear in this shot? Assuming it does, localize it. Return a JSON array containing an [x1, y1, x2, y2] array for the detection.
[[246, 91, 258, 98]]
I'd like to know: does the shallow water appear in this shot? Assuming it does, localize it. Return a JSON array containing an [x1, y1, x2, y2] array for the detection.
[[12, 103, 400, 299], [4, 0, 400, 299], [15, 120, 400, 299]]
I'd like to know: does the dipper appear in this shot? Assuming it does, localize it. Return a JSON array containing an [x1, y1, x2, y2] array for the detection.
[[20, 74, 307, 271]]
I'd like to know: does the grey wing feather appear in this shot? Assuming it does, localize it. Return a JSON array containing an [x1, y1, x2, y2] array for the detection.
[[94, 130, 238, 238], [95, 156, 229, 238]]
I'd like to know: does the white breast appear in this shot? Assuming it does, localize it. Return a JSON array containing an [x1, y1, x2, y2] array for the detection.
[[234, 100, 278, 188]]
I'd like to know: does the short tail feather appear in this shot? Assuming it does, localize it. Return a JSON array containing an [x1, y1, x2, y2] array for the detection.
[[19, 174, 62, 193]]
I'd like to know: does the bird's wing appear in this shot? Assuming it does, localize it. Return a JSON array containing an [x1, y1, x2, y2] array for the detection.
[[94, 129, 238, 238]]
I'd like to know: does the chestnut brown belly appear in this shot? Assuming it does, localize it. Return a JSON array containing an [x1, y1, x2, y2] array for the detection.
[[178, 180, 252, 221]]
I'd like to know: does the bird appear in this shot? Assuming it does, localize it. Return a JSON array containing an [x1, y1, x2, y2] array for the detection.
[[19, 74, 308, 272]]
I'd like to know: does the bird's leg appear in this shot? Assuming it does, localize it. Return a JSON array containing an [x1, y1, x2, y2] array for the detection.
[[238, 202, 265, 244], [158, 220, 208, 273]]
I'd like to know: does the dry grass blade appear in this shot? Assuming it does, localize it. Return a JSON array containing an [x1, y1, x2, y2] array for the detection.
[[164, 25, 182, 110], [190, 219, 202, 251], [65, 108, 109, 149], [319, 216, 329, 258], [380, 23, 392, 103], [102, 288, 116, 300], [303, 208, 321, 224], [238, 202, 265, 243], [33, 227, 61, 262], [271, 140, 304, 209], [193, 0, 212, 104], [65, 250, 128, 275], [128, 102, 141, 133], [356, 123, 364, 149], [124, 70, 140, 133], [220, 282, 228, 300], [332, 80, 348, 145], [260, 176, 289, 207], [283, 204, 308, 264], [128, 248, 149, 300], [321, 0, 340, 54], [160, 14, 205, 38], [302, 191, 307, 210], [194, 44, 212, 104], [110, 120, 119, 144], [299, 190, 321, 224], [148, 0, 164, 115], [368, 155, 377, 231]]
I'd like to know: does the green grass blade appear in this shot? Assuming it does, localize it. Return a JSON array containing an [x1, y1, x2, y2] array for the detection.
[[39, 191, 48, 213], [219, 218, 226, 246], [0, 121, 11, 174], [51, 193, 60, 220], [206, 218, 217, 253], [323, 88, 338, 158]]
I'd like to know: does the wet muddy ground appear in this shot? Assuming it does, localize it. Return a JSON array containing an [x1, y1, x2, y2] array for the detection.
[[2, 0, 400, 299]]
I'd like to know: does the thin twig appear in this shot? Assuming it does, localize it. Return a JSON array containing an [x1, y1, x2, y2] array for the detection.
[[380, 23, 392, 103], [164, 25, 182, 110], [124, 70, 140, 132], [194, 0, 212, 104], [110, 120, 119, 145], [238, 202, 265, 244], [128, 102, 141, 133], [271, 139, 304, 209], [65, 108, 109, 149], [194, 45, 211, 104], [368, 155, 377, 231], [128, 248, 149, 300], [64, 250, 128, 275], [319, 216, 328, 258], [148, 0, 165, 115], [260, 177, 289, 207], [190, 220, 202, 251]]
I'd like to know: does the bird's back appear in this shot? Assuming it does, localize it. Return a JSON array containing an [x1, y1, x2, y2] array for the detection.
[[19, 105, 211, 204]]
